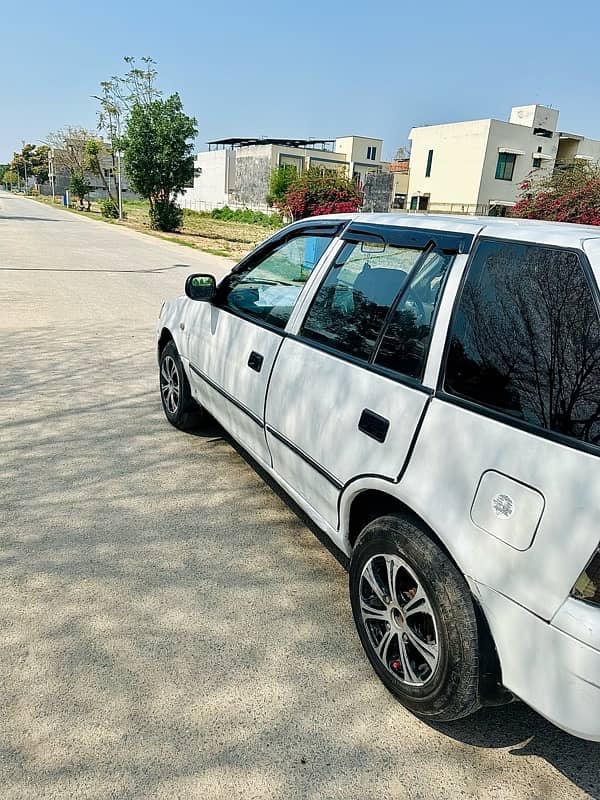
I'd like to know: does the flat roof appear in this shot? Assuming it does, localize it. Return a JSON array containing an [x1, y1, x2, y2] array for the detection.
[[207, 137, 335, 148]]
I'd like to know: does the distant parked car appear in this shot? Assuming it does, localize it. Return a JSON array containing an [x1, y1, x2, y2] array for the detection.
[[157, 212, 600, 741]]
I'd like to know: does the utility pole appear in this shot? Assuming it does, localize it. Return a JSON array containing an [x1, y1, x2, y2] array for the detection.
[[116, 111, 123, 220], [22, 140, 28, 192], [48, 148, 55, 202]]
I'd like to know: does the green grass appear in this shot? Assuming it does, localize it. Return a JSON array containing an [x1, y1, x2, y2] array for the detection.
[[29, 195, 283, 260], [122, 200, 284, 258]]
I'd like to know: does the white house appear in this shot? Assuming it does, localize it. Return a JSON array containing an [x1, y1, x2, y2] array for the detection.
[[180, 136, 384, 212], [407, 105, 600, 216]]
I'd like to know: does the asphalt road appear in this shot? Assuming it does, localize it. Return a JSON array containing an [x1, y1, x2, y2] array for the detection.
[[1, 192, 599, 800]]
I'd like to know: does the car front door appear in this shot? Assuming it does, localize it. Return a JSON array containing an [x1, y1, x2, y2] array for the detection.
[[265, 223, 470, 528], [183, 222, 340, 464]]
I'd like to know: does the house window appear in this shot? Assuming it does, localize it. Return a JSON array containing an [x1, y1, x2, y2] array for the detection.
[[495, 153, 516, 181], [533, 158, 542, 168], [410, 195, 429, 211], [425, 149, 433, 177], [103, 167, 114, 178], [366, 146, 377, 161]]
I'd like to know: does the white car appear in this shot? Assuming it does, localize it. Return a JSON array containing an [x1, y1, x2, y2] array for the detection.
[[157, 213, 600, 741]]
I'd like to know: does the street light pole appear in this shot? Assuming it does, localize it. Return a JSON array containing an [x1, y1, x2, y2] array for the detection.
[[116, 112, 123, 220], [48, 149, 55, 202], [22, 140, 28, 193]]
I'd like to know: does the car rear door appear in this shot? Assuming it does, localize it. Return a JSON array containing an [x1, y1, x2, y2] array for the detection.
[[183, 222, 341, 465], [399, 236, 600, 620], [265, 223, 472, 528]]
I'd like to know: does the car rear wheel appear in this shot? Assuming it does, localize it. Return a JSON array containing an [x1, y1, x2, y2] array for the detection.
[[349, 513, 481, 722], [159, 340, 204, 431]]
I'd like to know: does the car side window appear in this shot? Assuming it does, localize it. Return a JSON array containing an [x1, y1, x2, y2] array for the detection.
[[300, 241, 424, 361], [444, 239, 600, 448], [221, 234, 333, 330], [374, 250, 453, 380]]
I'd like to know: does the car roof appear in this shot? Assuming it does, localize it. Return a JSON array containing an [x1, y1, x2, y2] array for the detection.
[[312, 212, 600, 249]]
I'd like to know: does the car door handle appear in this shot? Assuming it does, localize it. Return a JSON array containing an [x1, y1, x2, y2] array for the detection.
[[358, 409, 390, 443], [247, 351, 264, 373]]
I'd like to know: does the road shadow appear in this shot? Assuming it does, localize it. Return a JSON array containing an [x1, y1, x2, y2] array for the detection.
[[1, 319, 598, 799], [0, 215, 60, 222]]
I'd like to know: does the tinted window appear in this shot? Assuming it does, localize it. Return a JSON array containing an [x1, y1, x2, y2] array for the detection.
[[425, 149, 433, 177], [445, 239, 600, 447], [495, 153, 516, 181], [301, 241, 423, 361], [375, 250, 453, 379], [222, 234, 332, 329]]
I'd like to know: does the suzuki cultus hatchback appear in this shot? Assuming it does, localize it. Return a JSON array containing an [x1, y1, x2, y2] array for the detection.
[[157, 213, 600, 740]]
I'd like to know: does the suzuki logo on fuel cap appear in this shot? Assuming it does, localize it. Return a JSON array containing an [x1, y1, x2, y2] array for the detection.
[[492, 493, 514, 519]]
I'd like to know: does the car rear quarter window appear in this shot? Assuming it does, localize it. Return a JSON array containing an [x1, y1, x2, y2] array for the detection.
[[374, 250, 453, 380], [444, 238, 600, 449]]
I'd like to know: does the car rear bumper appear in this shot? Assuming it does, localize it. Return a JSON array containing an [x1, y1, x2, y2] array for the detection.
[[474, 582, 600, 741]]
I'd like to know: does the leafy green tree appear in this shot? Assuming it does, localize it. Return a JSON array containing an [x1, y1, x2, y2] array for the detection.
[[3, 169, 18, 189], [267, 165, 298, 209], [11, 144, 50, 187], [69, 172, 92, 209], [121, 93, 197, 231]]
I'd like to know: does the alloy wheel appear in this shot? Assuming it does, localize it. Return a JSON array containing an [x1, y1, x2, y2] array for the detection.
[[359, 554, 440, 687], [160, 355, 180, 415]]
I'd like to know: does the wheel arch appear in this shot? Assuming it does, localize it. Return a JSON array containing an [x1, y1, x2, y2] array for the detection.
[[342, 480, 505, 702], [158, 326, 175, 357]]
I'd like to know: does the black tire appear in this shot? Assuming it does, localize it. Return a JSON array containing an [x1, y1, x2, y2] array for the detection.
[[159, 340, 204, 431], [349, 513, 481, 722]]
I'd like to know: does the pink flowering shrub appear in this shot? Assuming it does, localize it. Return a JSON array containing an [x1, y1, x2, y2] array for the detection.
[[512, 164, 600, 225], [274, 168, 363, 219]]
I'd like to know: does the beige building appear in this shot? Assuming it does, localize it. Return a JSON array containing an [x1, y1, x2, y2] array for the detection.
[[180, 135, 384, 212], [407, 105, 600, 216]]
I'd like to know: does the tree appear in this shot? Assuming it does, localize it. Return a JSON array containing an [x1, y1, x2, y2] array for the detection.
[[84, 139, 117, 204], [278, 168, 363, 220], [121, 93, 197, 231], [93, 57, 163, 207], [266, 165, 298, 209], [46, 127, 118, 204], [46, 127, 90, 175], [69, 173, 92, 210], [512, 161, 600, 225], [11, 144, 50, 188], [3, 169, 18, 189], [394, 145, 410, 161], [98, 56, 161, 116]]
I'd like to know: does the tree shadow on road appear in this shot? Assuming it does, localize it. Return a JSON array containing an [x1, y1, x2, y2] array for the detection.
[[0, 321, 598, 800]]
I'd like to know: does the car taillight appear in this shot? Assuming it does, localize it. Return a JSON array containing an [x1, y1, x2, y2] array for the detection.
[[571, 548, 600, 606]]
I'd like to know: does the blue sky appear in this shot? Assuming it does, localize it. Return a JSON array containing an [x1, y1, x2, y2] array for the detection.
[[2, 0, 599, 162]]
